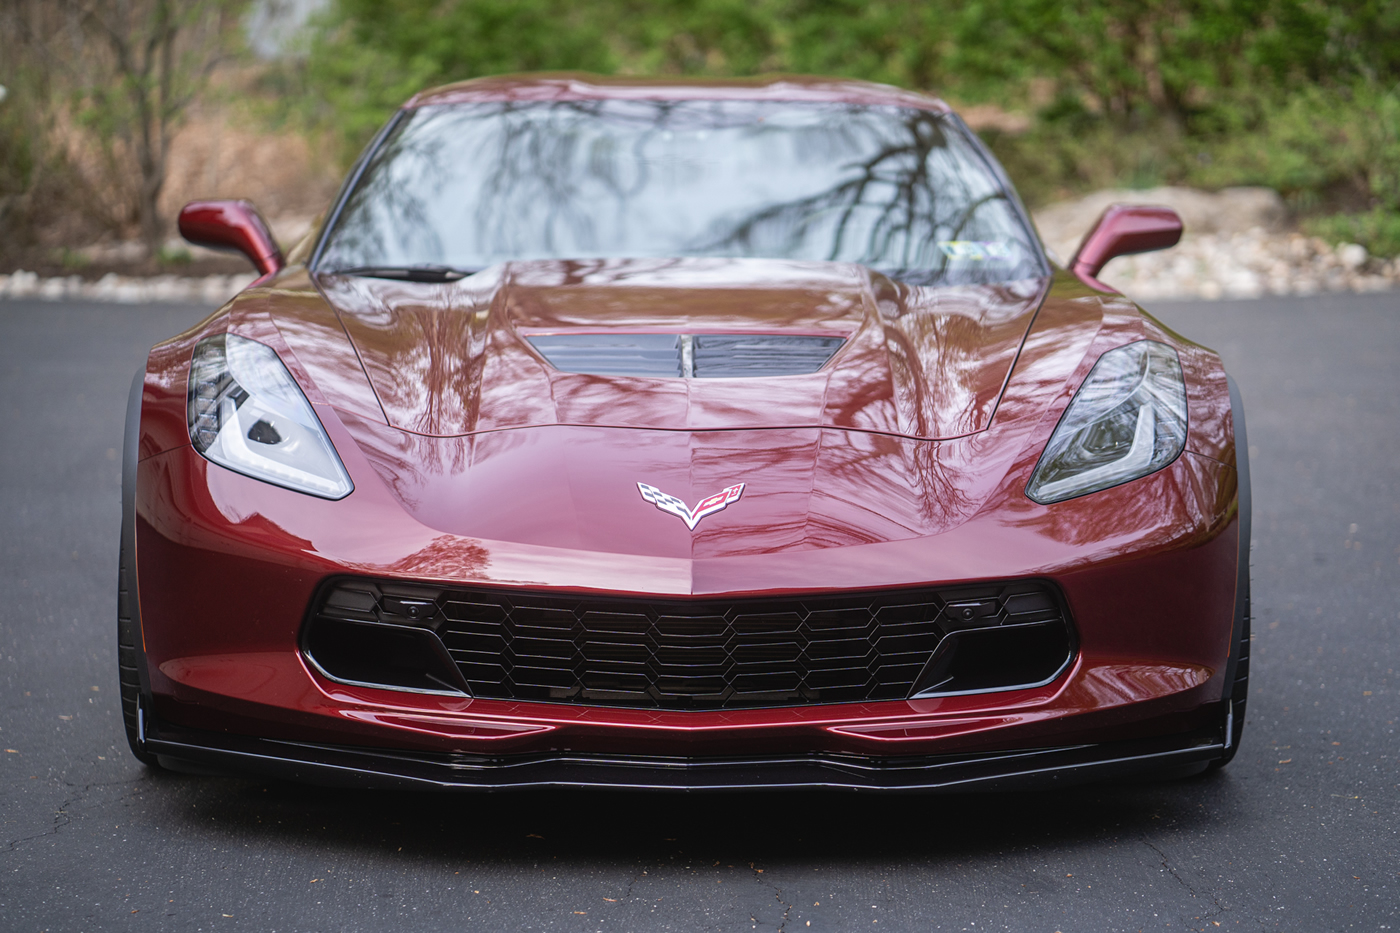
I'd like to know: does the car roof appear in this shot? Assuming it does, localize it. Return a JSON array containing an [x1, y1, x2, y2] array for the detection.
[[405, 72, 952, 114]]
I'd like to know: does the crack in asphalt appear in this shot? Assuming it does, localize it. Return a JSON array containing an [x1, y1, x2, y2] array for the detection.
[[748, 863, 793, 933], [1143, 838, 1234, 931], [4, 772, 150, 853], [618, 864, 645, 902]]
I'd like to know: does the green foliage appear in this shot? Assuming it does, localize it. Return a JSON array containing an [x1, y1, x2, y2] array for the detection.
[[295, 0, 619, 163], [778, 1, 945, 89], [989, 80, 1400, 210], [56, 247, 91, 270], [337, 0, 616, 76], [983, 121, 1184, 207], [288, 0, 1400, 216], [1189, 83, 1400, 212], [617, 0, 783, 76], [8, 0, 1395, 254], [1303, 209, 1400, 258], [291, 0, 963, 165], [157, 244, 193, 265], [945, 0, 1395, 117], [0, 58, 102, 253], [946, 0, 1400, 209], [0, 90, 39, 205]]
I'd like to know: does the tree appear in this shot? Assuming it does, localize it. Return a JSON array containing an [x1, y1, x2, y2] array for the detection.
[[60, 0, 239, 252]]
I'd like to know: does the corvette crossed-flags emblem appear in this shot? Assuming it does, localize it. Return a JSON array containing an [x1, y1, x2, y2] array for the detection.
[[637, 482, 746, 530]]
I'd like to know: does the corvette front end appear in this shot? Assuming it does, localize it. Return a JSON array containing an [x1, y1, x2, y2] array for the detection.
[[121, 75, 1249, 791]]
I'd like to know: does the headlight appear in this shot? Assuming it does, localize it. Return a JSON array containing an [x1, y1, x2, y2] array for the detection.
[[1026, 340, 1187, 504], [187, 334, 353, 499]]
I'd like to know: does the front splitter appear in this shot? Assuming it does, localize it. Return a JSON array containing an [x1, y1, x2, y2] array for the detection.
[[143, 711, 1227, 793]]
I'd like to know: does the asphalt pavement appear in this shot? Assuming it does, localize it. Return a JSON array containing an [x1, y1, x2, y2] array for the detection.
[[1, 291, 1396, 932]]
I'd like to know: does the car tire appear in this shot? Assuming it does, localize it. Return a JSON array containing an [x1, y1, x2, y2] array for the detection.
[[117, 543, 157, 767], [119, 366, 158, 768], [1210, 376, 1251, 772], [1210, 577, 1250, 770]]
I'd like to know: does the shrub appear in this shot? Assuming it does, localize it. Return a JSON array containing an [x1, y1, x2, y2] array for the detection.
[[1303, 209, 1400, 258]]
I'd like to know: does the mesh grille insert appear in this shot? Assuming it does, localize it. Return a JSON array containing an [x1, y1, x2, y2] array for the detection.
[[308, 580, 1073, 709]]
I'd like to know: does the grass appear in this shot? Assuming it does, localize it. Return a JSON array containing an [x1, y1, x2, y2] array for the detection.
[[1301, 209, 1400, 258]]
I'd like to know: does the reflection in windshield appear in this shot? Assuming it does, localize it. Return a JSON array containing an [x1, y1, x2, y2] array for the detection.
[[319, 100, 1044, 286]]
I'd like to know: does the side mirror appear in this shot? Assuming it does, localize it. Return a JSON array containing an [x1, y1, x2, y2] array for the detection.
[[1070, 205, 1183, 289], [178, 200, 285, 278]]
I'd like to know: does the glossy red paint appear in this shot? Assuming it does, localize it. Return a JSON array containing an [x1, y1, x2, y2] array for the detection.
[[177, 199, 285, 278], [320, 260, 1046, 439], [126, 76, 1246, 788], [131, 259, 1241, 764], [135, 433, 1234, 758], [1071, 205, 1184, 290]]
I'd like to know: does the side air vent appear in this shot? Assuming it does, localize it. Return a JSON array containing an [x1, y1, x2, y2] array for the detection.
[[526, 333, 844, 378]]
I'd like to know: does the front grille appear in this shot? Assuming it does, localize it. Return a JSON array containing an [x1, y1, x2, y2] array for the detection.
[[306, 579, 1074, 709]]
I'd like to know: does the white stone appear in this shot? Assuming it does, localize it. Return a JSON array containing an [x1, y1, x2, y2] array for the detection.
[[1338, 243, 1368, 270], [113, 280, 144, 303], [8, 270, 38, 297]]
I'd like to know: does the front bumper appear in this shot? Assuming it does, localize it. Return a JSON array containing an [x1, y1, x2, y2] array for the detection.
[[130, 377, 1243, 787], [134, 439, 1240, 766]]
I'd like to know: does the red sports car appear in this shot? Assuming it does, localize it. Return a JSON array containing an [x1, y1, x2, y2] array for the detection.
[[120, 74, 1250, 790]]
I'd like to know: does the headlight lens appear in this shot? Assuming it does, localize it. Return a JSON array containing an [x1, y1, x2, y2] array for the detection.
[[187, 334, 353, 499], [1026, 340, 1187, 504]]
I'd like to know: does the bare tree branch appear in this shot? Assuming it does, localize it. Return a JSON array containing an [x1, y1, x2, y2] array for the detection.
[[22, 0, 237, 251]]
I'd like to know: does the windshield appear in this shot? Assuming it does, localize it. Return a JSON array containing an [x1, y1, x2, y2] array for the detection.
[[318, 99, 1045, 285]]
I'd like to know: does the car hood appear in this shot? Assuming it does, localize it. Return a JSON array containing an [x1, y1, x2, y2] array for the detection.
[[330, 417, 1031, 560], [315, 258, 1049, 440], [198, 263, 1161, 561]]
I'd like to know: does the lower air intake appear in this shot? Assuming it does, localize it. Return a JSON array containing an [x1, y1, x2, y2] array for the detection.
[[305, 580, 1075, 709]]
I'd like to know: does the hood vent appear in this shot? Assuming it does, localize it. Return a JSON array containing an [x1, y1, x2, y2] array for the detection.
[[527, 333, 844, 378], [525, 334, 683, 377]]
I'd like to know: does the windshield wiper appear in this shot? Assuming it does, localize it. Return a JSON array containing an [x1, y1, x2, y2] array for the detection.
[[331, 264, 477, 282]]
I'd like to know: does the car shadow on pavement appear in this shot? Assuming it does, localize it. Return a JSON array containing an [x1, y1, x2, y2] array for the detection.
[[143, 765, 1245, 866]]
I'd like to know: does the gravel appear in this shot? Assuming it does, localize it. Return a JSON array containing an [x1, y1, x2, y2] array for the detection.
[[1034, 185, 1399, 300], [0, 270, 256, 305], [1095, 229, 1398, 300]]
